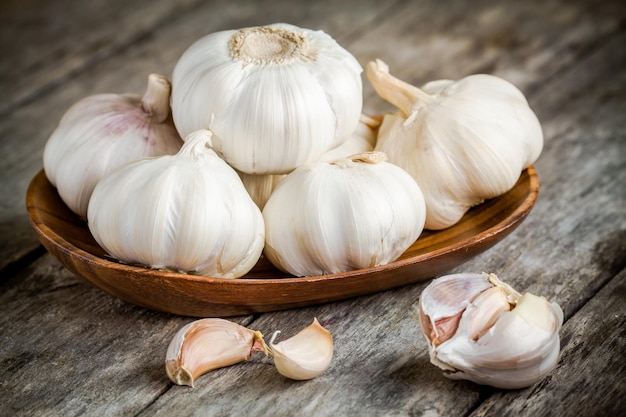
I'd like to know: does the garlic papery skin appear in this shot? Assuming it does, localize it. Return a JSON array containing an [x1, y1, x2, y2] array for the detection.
[[269, 318, 333, 380], [418, 273, 563, 389], [171, 23, 363, 174], [87, 129, 265, 278], [367, 59, 543, 230], [43, 74, 183, 218], [262, 151, 426, 277], [166, 318, 269, 387]]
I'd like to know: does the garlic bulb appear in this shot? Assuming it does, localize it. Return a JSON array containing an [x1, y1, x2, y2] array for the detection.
[[269, 318, 333, 380], [166, 318, 269, 387], [171, 23, 363, 174], [367, 59, 543, 230], [263, 151, 426, 276], [418, 273, 563, 389], [43, 74, 183, 218], [87, 129, 265, 278]]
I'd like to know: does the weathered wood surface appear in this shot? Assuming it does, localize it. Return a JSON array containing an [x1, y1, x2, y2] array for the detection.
[[1, 0, 625, 416]]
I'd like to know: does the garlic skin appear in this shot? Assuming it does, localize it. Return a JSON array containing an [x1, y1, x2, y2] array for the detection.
[[43, 74, 183, 218], [269, 318, 333, 380], [87, 129, 265, 278], [418, 273, 563, 389], [166, 318, 268, 387], [367, 60, 543, 230], [263, 151, 426, 277], [171, 23, 363, 174]]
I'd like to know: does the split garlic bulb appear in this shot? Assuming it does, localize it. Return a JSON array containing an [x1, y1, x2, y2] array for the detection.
[[171, 23, 363, 174], [418, 273, 563, 389], [367, 59, 543, 230], [263, 151, 426, 277], [43, 74, 183, 218], [87, 129, 265, 278]]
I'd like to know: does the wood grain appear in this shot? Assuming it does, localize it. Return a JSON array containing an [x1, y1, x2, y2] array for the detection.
[[26, 167, 538, 316]]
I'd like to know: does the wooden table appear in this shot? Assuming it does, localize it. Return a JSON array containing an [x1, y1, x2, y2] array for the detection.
[[1, 0, 625, 415]]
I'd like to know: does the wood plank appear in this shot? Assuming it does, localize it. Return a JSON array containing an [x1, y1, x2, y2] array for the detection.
[[0, 0, 202, 115], [470, 270, 626, 416]]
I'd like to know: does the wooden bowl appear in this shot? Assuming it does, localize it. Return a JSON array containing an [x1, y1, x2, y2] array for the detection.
[[26, 166, 539, 317]]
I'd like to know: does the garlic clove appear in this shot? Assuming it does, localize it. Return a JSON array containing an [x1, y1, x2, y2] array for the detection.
[[467, 287, 512, 341], [269, 318, 333, 380], [165, 318, 268, 387]]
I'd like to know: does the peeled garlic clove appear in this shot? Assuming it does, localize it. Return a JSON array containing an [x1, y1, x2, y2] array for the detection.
[[166, 318, 268, 387], [269, 318, 333, 380], [418, 273, 563, 389], [43, 74, 183, 218]]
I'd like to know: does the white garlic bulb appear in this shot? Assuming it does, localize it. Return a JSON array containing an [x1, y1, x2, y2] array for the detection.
[[367, 59, 543, 230], [87, 129, 265, 278], [269, 318, 333, 380], [43, 74, 183, 218], [418, 273, 563, 389], [263, 151, 426, 277], [171, 23, 363, 174]]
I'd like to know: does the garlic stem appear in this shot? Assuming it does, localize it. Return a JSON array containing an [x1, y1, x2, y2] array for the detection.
[[487, 273, 523, 304], [330, 150, 388, 167], [178, 129, 214, 158], [141, 73, 171, 123], [366, 59, 434, 118]]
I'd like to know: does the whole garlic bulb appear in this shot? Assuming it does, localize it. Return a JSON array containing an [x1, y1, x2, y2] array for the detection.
[[87, 129, 265, 278], [367, 60, 543, 230], [43, 74, 183, 218], [263, 151, 426, 277], [418, 273, 563, 389], [171, 23, 363, 174]]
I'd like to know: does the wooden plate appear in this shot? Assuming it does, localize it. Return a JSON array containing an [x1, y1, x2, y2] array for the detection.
[[26, 167, 539, 317]]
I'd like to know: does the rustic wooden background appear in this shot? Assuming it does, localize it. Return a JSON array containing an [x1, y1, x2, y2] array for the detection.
[[1, 0, 625, 415]]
